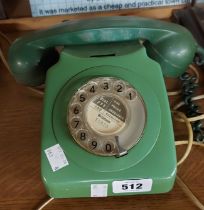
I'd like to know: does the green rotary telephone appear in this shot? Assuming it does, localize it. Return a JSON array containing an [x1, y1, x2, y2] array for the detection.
[[8, 16, 203, 198]]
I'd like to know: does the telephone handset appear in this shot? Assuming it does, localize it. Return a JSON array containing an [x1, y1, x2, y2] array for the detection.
[[9, 16, 197, 86], [8, 17, 201, 197]]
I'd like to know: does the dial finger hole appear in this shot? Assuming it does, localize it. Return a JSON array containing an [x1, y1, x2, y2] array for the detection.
[[125, 89, 137, 100], [70, 117, 81, 129], [70, 104, 82, 115], [114, 81, 125, 93], [100, 80, 111, 91], [88, 139, 99, 150], [78, 91, 87, 103], [103, 141, 115, 153], [76, 129, 89, 141], [87, 82, 98, 94]]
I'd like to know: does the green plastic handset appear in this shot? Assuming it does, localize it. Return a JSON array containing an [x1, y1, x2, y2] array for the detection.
[[7, 17, 202, 198], [9, 16, 198, 86]]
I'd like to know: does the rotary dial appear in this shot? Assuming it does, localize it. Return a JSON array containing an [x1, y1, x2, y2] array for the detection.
[[67, 77, 146, 157]]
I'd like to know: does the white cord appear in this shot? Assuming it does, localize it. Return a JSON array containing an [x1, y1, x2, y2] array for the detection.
[[37, 197, 54, 210], [173, 94, 204, 110]]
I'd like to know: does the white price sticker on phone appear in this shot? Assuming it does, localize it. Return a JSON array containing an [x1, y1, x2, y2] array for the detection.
[[45, 144, 69, 172], [112, 179, 152, 193]]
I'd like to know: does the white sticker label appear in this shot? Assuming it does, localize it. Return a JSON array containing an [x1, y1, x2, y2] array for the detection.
[[112, 179, 152, 193], [91, 184, 108, 197], [45, 144, 69, 172]]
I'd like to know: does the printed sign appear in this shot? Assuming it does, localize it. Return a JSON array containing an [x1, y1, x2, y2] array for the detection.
[[29, 0, 191, 17]]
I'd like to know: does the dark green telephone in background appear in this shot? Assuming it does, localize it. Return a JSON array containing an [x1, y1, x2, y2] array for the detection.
[[8, 17, 200, 198]]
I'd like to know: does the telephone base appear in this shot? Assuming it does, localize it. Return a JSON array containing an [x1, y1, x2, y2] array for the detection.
[[41, 42, 177, 198]]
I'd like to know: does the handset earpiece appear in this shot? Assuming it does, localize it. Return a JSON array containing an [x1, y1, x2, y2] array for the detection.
[[8, 16, 198, 86], [8, 39, 59, 86], [144, 33, 196, 77]]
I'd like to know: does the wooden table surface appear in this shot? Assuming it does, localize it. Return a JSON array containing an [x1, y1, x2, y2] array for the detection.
[[0, 35, 204, 210]]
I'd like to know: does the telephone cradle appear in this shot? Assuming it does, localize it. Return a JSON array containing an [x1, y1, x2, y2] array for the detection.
[[8, 16, 204, 198]]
